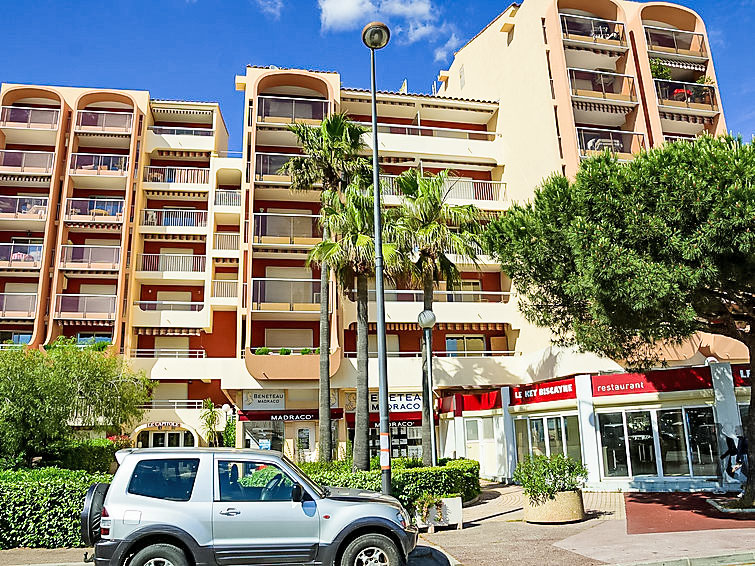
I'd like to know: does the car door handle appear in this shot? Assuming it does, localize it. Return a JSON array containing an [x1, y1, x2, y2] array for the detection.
[[220, 508, 241, 516]]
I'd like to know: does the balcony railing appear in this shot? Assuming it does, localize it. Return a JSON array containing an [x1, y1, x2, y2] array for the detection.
[[132, 349, 206, 358], [664, 134, 696, 144], [257, 95, 329, 124], [214, 189, 242, 207], [0, 150, 54, 173], [134, 301, 205, 312], [568, 68, 637, 103], [60, 245, 120, 269], [0, 196, 48, 220], [250, 278, 326, 312], [213, 232, 240, 250], [140, 399, 204, 409], [55, 294, 117, 320], [0, 293, 37, 318], [358, 122, 495, 141], [352, 289, 510, 302], [559, 13, 626, 47], [0, 243, 43, 267], [0, 106, 59, 129], [655, 79, 718, 113], [148, 126, 214, 136], [645, 25, 707, 59], [212, 279, 238, 298], [143, 166, 210, 184], [75, 110, 133, 133], [252, 213, 321, 245], [576, 127, 645, 160], [254, 152, 299, 181], [140, 209, 208, 228], [344, 350, 516, 358], [380, 175, 505, 202], [64, 198, 124, 222], [138, 253, 206, 272], [70, 153, 129, 175]]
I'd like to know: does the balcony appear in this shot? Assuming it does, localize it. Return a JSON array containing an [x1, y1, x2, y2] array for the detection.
[[1, 106, 59, 130], [131, 300, 208, 327], [654, 79, 718, 116], [0, 293, 37, 318], [343, 349, 515, 358], [0, 243, 43, 270], [250, 278, 327, 317], [559, 13, 627, 51], [146, 126, 215, 152], [0, 196, 48, 229], [254, 153, 298, 184], [380, 175, 506, 207], [644, 25, 707, 61], [140, 209, 208, 233], [64, 198, 124, 223], [69, 154, 129, 188], [75, 110, 133, 133], [214, 189, 242, 208], [59, 245, 120, 271], [257, 95, 329, 125], [149, 126, 213, 137], [132, 348, 206, 359], [576, 127, 645, 161], [568, 69, 637, 105], [137, 253, 206, 275], [212, 280, 238, 298], [213, 232, 240, 251], [252, 213, 320, 247], [54, 294, 117, 321], [143, 166, 210, 186], [0, 150, 54, 175]]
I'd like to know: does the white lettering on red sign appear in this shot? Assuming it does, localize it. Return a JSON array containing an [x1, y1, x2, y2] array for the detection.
[[513, 383, 573, 400], [595, 382, 646, 393]]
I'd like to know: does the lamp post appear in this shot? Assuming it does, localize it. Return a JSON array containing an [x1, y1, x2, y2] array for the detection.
[[362, 21, 392, 495], [418, 309, 438, 466]]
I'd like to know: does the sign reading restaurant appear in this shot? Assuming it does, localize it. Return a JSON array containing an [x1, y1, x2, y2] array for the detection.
[[509, 378, 576, 406]]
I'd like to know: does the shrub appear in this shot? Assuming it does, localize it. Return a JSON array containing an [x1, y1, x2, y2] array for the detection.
[[278, 348, 292, 356], [254, 347, 271, 355], [649, 58, 671, 80], [42, 438, 118, 473], [300, 348, 313, 355], [0, 468, 112, 549], [513, 454, 587, 506]]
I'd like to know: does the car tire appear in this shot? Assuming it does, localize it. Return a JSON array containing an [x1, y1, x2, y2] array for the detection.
[[340, 534, 404, 566], [129, 544, 189, 566]]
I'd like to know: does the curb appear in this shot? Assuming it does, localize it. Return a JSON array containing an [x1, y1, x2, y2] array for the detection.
[[706, 498, 755, 514], [613, 550, 755, 566]]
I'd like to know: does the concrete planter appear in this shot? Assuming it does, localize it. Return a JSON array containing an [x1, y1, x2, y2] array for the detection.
[[523, 490, 586, 523], [414, 496, 463, 532]]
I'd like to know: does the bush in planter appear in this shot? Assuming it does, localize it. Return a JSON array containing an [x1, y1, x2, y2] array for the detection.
[[278, 348, 292, 355], [254, 347, 271, 355], [300, 347, 313, 355], [513, 454, 587, 505], [649, 59, 671, 80]]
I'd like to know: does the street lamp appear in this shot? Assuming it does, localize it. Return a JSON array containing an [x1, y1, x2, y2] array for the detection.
[[418, 309, 438, 466], [362, 20, 392, 495]]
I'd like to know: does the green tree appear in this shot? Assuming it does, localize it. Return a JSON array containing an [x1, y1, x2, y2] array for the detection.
[[484, 136, 755, 502], [282, 113, 370, 461], [309, 181, 398, 470], [200, 398, 221, 447], [393, 169, 486, 466]]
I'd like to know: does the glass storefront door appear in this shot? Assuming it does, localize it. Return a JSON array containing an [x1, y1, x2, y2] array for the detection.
[[243, 420, 284, 452], [137, 429, 195, 448], [515, 414, 582, 463]]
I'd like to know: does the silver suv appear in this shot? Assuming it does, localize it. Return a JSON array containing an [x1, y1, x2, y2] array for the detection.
[[81, 448, 417, 566]]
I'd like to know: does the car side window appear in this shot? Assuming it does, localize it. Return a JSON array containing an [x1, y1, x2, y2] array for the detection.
[[128, 458, 200, 501], [217, 460, 295, 502]]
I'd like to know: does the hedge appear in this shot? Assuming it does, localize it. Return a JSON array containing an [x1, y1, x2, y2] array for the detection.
[[42, 439, 118, 474]]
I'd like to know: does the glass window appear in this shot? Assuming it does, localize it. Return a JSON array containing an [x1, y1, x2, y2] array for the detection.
[[658, 409, 689, 476], [244, 420, 284, 451], [128, 458, 199, 501], [297, 428, 311, 450], [547, 417, 564, 457], [218, 461, 294, 502], [529, 418, 546, 457], [183, 430, 195, 447], [445, 335, 485, 357], [627, 411, 657, 476], [564, 416, 582, 463], [686, 407, 719, 476], [740, 405, 749, 426], [514, 419, 529, 463], [465, 419, 479, 442], [599, 413, 628, 477], [167, 432, 181, 448], [481, 417, 495, 440]]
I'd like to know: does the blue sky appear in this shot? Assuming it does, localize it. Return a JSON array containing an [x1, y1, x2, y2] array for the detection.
[[1, 0, 753, 150]]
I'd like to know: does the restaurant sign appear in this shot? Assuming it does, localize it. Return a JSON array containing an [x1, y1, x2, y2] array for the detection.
[[509, 378, 576, 406], [592, 366, 712, 397]]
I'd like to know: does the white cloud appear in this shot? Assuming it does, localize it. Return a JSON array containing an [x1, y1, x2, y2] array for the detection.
[[433, 30, 460, 62], [318, 0, 377, 31], [255, 0, 284, 19]]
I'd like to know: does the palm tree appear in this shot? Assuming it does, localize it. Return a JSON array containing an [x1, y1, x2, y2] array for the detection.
[[308, 182, 398, 470], [393, 169, 486, 466], [281, 113, 369, 462]]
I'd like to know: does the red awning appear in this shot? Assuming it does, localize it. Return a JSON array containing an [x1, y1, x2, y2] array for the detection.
[[344, 411, 437, 427], [239, 408, 344, 422]]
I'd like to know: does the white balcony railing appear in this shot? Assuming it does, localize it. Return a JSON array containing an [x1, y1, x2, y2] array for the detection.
[[148, 126, 213, 136], [0, 243, 43, 267], [0, 106, 59, 129], [213, 232, 240, 250], [257, 95, 329, 124], [358, 122, 495, 141], [559, 13, 627, 47], [54, 294, 117, 320], [75, 110, 133, 132], [252, 212, 321, 245], [0, 150, 54, 173], [70, 153, 129, 175], [250, 278, 326, 312], [138, 253, 206, 272], [0, 195, 48, 219], [352, 289, 511, 303], [132, 349, 206, 358], [576, 127, 645, 160], [140, 209, 208, 228], [64, 198, 124, 222], [343, 350, 516, 358], [0, 293, 37, 318], [644, 25, 707, 59], [60, 245, 120, 269], [214, 189, 242, 207], [134, 301, 205, 312], [140, 399, 204, 409], [212, 280, 238, 298], [379, 175, 505, 202], [143, 166, 209, 184]]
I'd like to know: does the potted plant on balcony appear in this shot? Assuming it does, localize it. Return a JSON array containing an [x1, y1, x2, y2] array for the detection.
[[692, 76, 714, 105], [649, 59, 671, 80], [513, 454, 588, 523]]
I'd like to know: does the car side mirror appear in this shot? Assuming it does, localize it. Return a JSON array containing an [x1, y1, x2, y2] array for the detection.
[[291, 483, 304, 502]]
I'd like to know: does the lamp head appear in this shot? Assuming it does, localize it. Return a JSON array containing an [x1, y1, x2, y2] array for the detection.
[[222, 403, 232, 414], [418, 309, 436, 329], [362, 21, 390, 50]]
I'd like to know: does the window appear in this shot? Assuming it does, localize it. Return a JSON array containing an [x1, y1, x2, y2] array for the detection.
[[515, 415, 582, 463], [658, 409, 688, 476], [0, 331, 31, 345], [529, 418, 546, 456], [244, 420, 284, 451], [514, 419, 528, 463], [598, 413, 628, 477], [686, 407, 718, 476], [128, 458, 199, 501], [446, 335, 485, 357], [217, 461, 294, 502], [626, 411, 657, 476], [77, 332, 112, 345]]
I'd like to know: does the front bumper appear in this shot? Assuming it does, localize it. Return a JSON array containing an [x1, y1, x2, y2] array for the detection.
[[399, 524, 419, 557]]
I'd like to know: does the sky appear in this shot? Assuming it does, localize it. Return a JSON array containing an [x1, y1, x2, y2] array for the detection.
[[1, 0, 753, 151]]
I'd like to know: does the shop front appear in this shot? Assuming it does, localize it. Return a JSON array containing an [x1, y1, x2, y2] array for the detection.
[[133, 421, 198, 448]]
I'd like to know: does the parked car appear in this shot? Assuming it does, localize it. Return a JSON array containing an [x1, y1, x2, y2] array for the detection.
[[82, 448, 417, 566]]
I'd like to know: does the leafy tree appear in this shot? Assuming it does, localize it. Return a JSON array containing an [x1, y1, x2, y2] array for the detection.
[[223, 414, 237, 448], [484, 136, 755, 502], [200, 398, 221, 447], [309, 181, 399, 470], [392, 169, 486, 466], [282, 113, 370, 461]]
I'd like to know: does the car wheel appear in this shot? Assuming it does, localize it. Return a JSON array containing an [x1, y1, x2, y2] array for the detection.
[[341, 534, 404, 566], [130, 544, 189, 566]]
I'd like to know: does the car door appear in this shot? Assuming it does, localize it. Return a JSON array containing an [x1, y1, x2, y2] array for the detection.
[[211, 457, 319, 565]]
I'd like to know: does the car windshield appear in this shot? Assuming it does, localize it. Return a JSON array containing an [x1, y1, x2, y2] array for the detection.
[[281, 455, 326, 498]]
